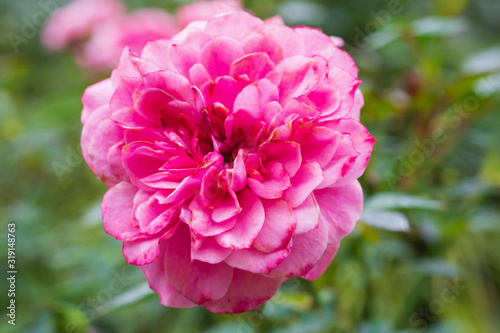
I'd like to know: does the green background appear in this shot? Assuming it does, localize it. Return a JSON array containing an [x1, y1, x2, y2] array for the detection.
[[1, 0, 499, 332]]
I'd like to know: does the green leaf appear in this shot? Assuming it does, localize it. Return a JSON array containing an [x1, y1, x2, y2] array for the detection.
[[365, 193, 443, 211], [361, 211, 410, 232]]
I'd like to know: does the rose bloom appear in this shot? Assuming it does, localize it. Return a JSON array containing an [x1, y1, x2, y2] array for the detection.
[[40, 0, 125, 51], [78, 9, 178, 71], [176, 0, 242, 28], [81, 11, 374, 313]]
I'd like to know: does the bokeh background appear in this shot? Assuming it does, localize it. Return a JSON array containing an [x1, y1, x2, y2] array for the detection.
[[1, 0, 500, 332]]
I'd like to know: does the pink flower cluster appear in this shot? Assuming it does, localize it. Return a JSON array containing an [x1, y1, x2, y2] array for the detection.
[[41, 0, 241, 71], [81, 11, 374, 313]]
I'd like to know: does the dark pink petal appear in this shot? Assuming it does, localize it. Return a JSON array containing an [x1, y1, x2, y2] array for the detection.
[[301, 242, 340, 280], [122, 235, 163, 266], [248, 162, 291, 199], [164, 224, 234, 304], [191, 236, 233, 264], [186, 195, 237, 237], [200, 37, 245, 79], [189, 63, 212, 87], [282, 161, 324, 208], [215, 188, 265, 249], [230, 149, 247, 192], [230, 52, 274, 82], [201, 269, 282, 314], [143, 70, 195, 105], [135, 194, 180, 235], [212, 190, 241, 222], [269, 213, 328, 278], [139, 243, 196, 308], [275, 55, 328, 103], [201, 75, 240, 110], [169, 44, 199, 78], [323, 119, 375, 187], [122, 142, 170, 190], [314, 181, 363, 244], [293, 194, 320, 234], [233, 79, 279, 120], [253, 199, 296, 252], [134, 88, 174, 128], [299, 126, 340, 168], [260, 141, 301, 178], [224, 244, 291, 273], [110, 107, 150, 130], [306, 85, 341, 117], [200, 166, 225, 208], [317, 133, 359, 189], [101, 182, 143, 241]]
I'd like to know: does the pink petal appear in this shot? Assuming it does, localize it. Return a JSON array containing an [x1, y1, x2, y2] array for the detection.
[[317, 133, 359, 189], [323, 119, 375, 187], [294, 26, 358, 77], [345, 88, 364, 121], [269, 214, 328, 278], [314, 181, 363, 243], [81, 78, 113, 124], [143, 70, 195, 105], [260, 141, 302, 178], [323, 68, 361, 119], [204, 11, 262, 40], [247, 162, 291, 199], [299, 126, 340, 168], [101, 182, 143, 241], [191, 236, 233, 264], [187, 195, 237, 237], [224, 244, 291, 273], [259, 24, 305, 59], [134, 88, 174, 128], [301, 242, 340, 280], [282, 161, 324, 208], [215, 188, 265, 249], [230, 52, 274, 82], [201, 75, 240, 110], [87, 118, 124, 186], [164, 224, 234, 304], [212, 190, 241, 222], [275, 55, 328, 104], [139, 243, 196, 308], [122, 234, 164, 266], [200, 37, 245, 79], [293, 194, 320, 234], [122, 142, 170, 190], [253, 199, 296, 252], [230, 149, 247, 192], [135, 194, 180, 235], [201, 269, 282, 314]]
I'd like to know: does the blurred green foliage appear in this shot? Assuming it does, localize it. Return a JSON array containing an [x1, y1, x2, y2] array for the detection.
[[1, 0, 500, 332]]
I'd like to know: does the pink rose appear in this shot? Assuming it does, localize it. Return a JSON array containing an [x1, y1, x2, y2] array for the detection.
[[81, 11, 374, 314], [176, 0, 242, 28], [78, 9, 178, 71], [41, 0, 125, 51]]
